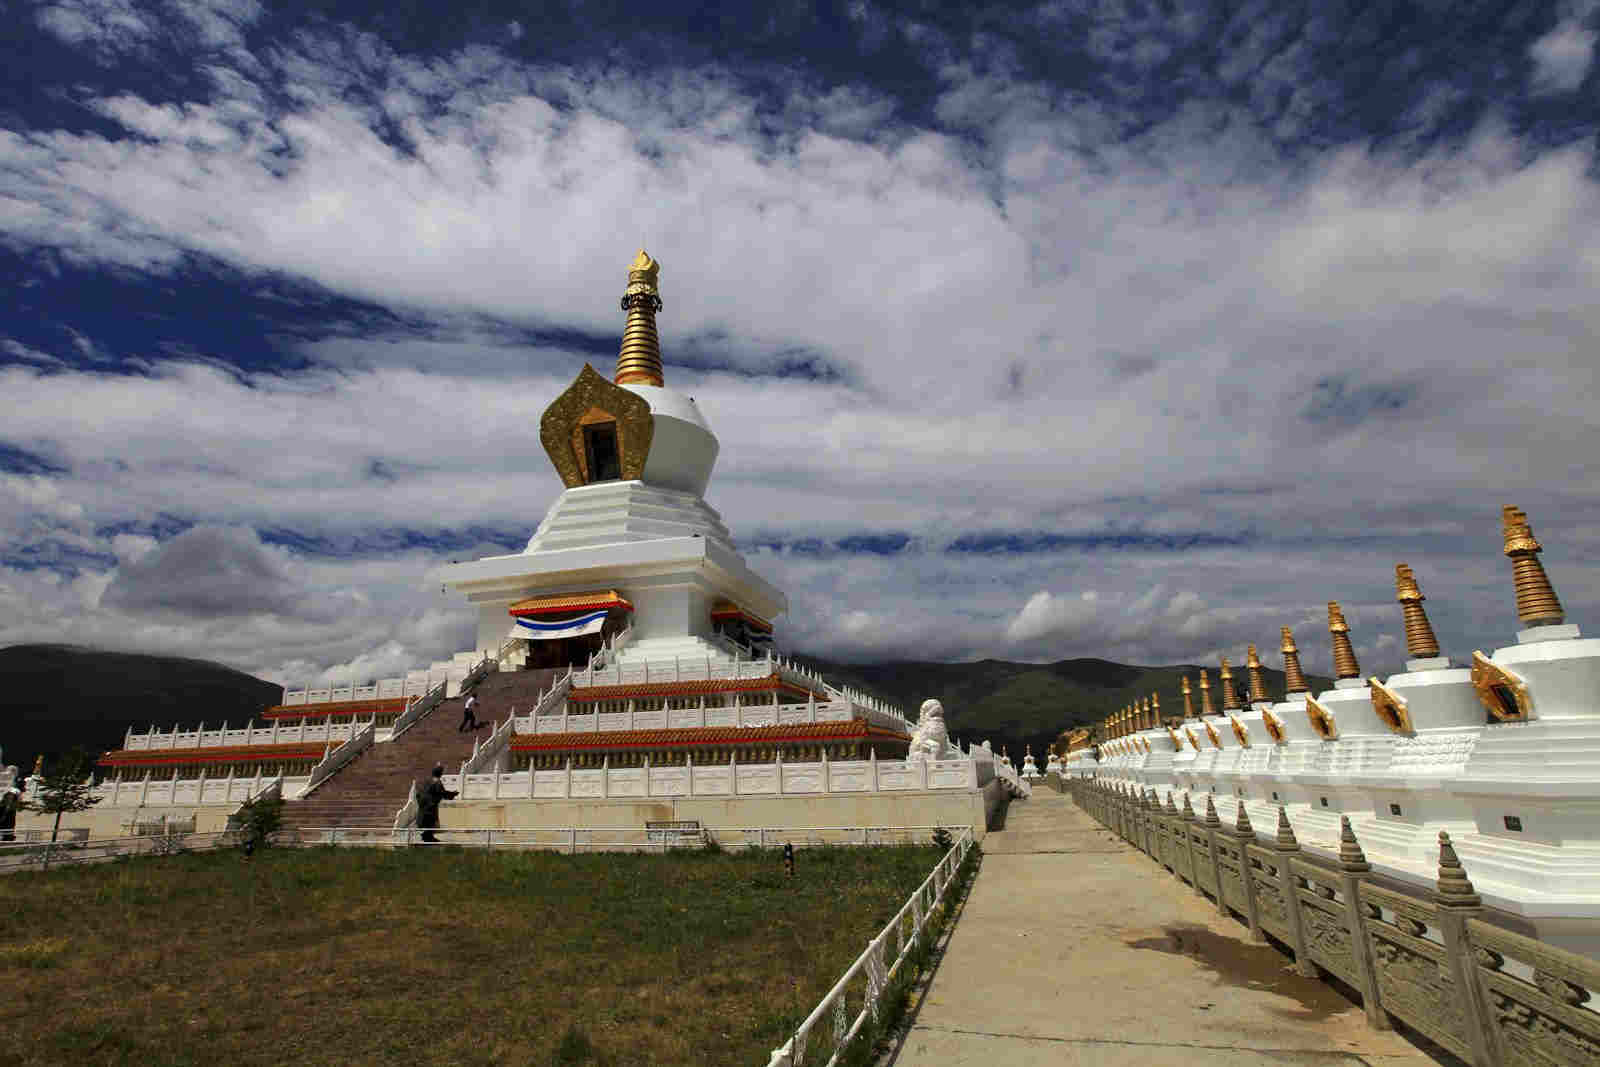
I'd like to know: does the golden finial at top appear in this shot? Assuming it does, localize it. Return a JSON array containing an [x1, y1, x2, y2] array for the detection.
[[1181, 676, 1195, 719], [1394, 564, 1440, 658], [1281, 626, 1309, 694], [1246, 644, 1269, 704], [1220, 656, 1241, 710], [617, 248, 665, 387], [1327, 601, 1361, 679], [1198, 668, 1215, 716], [1502, 505, 1564, 626]]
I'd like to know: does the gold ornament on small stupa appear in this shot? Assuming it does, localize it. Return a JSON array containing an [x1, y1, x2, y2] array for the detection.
[[1246, 644, 1269, 704], [1395, 564, 1440, 658], [1327, 601, 1361, 679], [1280, 627, 1309, 695], [616, 248, 665, 387], [1220, 657, 1241, 711], [1150, 692, 1160, 727], [1181, 676, 1195, 720], [1198, 669, 1215, 716], [1502, 506, 1565, 627]]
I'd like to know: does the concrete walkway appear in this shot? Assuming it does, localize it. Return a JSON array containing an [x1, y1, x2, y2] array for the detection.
[[891, 789, 1444, 1066]]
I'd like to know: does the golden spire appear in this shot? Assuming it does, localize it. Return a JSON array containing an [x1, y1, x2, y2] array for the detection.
[[1220, 657, 1241, 711], [1246, 644, 1269, 704], [616, 249, 665, 387], [1150, 692, 1160, 727], [1140, 697, 1151, 729], [1280, 626, 1309, 694], [1502, 506, 1565, 627], [1328, 601, 1361, 679], [1395, 564, 1440, 658], [1181, 676, 1195, 720], [1199, 669, 1215, 716]]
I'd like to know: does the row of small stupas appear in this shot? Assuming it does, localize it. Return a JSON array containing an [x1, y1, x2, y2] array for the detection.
[[1056, 506, 1600, 955], [37, 250, 1023, 839]]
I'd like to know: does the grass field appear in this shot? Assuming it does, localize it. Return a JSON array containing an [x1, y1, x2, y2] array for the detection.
[[0, 841, 952, 1066]]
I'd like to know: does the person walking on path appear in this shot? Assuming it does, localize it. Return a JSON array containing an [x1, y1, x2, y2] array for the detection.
[[458, 693, 479, 732], [0, 778, 21, 842], [415, 764, 457, 843]]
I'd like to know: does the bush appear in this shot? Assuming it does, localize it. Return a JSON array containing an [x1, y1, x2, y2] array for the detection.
[[931, 826, 953, 851], [232, 793, 285, 849]]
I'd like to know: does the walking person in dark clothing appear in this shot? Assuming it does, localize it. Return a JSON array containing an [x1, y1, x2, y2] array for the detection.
[[458, 693, 479, 732], [415, 764, 457, 843], [0, 778, 21, 842]]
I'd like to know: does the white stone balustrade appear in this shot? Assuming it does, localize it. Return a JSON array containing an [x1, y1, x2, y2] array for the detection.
[[515, 698, 858, 735], [124, 719, 368, 751], [89, 772, 311, 806], [443, 754, 979, 800]]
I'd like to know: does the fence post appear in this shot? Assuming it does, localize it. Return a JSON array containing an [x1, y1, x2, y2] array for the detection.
[[1202, 795, 1225, 913], [1231, 803, 1264, 943], [1271, 807, 1318, 977], [1335, 817, 1389, 1030], [1433, 832, 1500, 1066]]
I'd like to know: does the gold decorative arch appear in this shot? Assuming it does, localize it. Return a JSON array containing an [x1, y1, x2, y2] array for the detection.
[[1471, 651, 1532, 722], [1262, 708, 1286, 744], [1369, 677, 1415, 735], [1305, 694, 1339, 739], [539, 364, 654, 487], [1203, 721, 1221, 749], [1229, 716, 1251, 748]]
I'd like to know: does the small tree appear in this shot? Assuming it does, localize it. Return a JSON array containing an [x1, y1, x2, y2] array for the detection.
[[233, 792, 284, 851], [21, 748, 103, 857]]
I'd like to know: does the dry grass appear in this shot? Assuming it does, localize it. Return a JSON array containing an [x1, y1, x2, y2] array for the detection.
[[0, 841, 946, 1066]]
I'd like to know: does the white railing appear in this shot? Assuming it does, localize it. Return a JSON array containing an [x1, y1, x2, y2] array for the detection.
[[393, 779, 420, 830], [123, 717, 374, 751], [278, 824, 958, 852], [447, 754, 979, 800], [301, 722, 375, 798], [388, 680, 447, 742], [281, 675, 423, 707], [88, 769, 297, 807], [515, 696, 856, 735], [768, 825, 975, 1067]]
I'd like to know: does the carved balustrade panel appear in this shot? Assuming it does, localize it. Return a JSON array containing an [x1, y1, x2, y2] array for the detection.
[[533, 770, 567, 797], [1247, 847, 1288, 940], [1361, 884, 1470, 1060], [1292, 859, 1357, 985], [1189, 829, 1218, 895], [1468, 919, 1600, 1067], [1215, 840, 1248, 914]]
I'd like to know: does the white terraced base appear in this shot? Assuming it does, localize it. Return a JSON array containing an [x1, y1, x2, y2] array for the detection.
[[1446, 628, 1600, 943], [1346, 662, 1482, 873], [1245, 693, 1313, 828], [1278, 678, 1386, 850]]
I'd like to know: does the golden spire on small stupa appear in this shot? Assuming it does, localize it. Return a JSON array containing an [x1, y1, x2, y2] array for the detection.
[[1198, 669, 1215, 716], [1328, 601, 1361, 679], [1246, 644, 1269, 704], [616, 249, 665, 387], [1181, 677, 1195, 720], [1502, 506, 1565, 627], [1150, 692, 1161, 727], [1395, 564, 1440, 658], [1220, 657, 1241, 711], [1280, 627, 1309, 694]]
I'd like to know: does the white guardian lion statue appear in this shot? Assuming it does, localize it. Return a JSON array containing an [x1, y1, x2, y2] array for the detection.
[[908, 699, 961, 762]]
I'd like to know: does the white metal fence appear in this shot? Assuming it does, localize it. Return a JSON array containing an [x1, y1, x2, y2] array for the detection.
[[767, 825, 976, 1066]]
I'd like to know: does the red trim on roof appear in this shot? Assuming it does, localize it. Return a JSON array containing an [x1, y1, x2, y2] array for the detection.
[[260, 697, 410, 720], [98, 743, 331, 768], [510, 718, 909, 752]]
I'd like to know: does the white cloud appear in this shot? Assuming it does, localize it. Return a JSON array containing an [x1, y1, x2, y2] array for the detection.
[[1529, 17, 1597, 95]]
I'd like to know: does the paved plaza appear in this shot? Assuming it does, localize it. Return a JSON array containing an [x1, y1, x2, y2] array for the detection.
[[891, 790, 1444, 1066]]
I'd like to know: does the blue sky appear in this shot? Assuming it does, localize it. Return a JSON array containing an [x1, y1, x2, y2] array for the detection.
[[3, 0, 1599, 688]]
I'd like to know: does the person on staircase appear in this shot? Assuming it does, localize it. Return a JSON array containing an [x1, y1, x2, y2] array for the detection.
[[416, 764, 457, 844], [458, 692, 480, 732]]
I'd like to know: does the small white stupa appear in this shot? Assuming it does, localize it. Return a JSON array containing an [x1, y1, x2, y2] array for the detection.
[[1045, 748, 1062, 776], [1021, 745, 1040, 780]]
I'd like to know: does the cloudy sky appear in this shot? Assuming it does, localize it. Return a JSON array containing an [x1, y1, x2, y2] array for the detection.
[[3, 0, 1598, 690]]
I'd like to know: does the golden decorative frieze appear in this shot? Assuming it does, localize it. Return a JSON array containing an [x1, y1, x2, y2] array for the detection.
[[1230, 715, 1251, 748], [1368, 677, 1415, 735], [1305, 694, 1339, 739], [1262, 708, 1287, 744], [540, 364, 654, 488], [1470, 650, 1532, 722]]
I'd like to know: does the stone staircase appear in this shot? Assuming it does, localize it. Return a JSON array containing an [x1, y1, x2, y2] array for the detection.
[[279, 667, 566, 830]]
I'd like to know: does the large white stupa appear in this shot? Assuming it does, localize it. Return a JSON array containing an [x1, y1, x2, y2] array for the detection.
[[433, 250, 785, 666]]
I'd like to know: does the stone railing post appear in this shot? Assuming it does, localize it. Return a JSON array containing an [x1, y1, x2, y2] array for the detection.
[[1202, 795, 1225, 914], [1231, 803, 1264, 943], [1336, 817, 1389, 1031], [1433, 832, 1499, 1066], [1272, 807, 1318, 977]]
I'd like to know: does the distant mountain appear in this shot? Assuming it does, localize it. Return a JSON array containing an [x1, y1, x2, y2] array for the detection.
[[789, 653, 1334, 768], [0, 644, 283, 775]]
